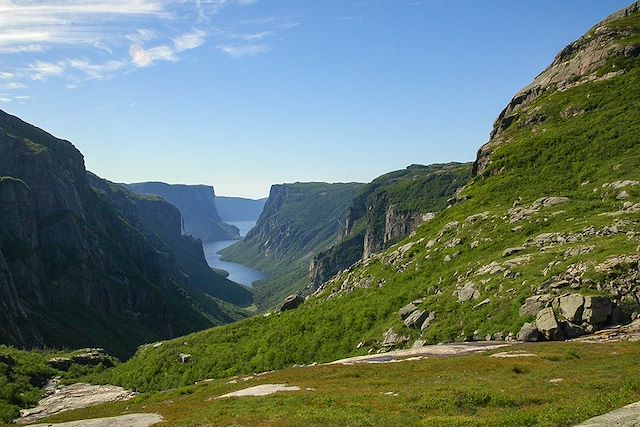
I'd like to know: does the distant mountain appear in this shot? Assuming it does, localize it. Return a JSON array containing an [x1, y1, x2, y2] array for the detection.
[[215, 196, 267, 223], [0, 109, 251, 358], [221, 182, 365, 309], [308, 163, 472, 292], [125, 182, 240, 242]]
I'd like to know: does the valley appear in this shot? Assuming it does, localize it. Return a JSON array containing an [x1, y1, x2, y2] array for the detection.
[[1, 1, 640, 426]]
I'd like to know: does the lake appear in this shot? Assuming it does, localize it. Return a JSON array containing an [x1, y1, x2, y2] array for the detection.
[[203, 220, 268, 287]]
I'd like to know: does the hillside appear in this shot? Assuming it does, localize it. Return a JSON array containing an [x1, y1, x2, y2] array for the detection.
[[0, 109, 251, 359], [125, 182, 240, 242], [96, 2, 640, 393], [215, 196, 267, 223], [221, 182, 365, 309], [308, 163, 472, 292]]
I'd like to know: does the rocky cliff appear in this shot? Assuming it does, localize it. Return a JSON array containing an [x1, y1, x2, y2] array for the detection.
[[308, 164, 472, 289], [0, 109, 251, 358], [222, 182, 365, 308], [125, 182, 239, 242], [474, 0, 640, 176]]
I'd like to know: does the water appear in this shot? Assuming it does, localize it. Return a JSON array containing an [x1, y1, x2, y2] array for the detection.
[[203, 220, 268, 287]]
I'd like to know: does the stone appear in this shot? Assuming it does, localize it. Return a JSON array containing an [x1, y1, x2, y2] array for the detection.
[[412, 340, 426, 349], [420, 312, 436, 331], [519, 294, 551, 317], [382, 328, 409, 347], [458, 281, 480, 303], [517, 322, 541, 342], [404, 310, 429, 329], [541, 197, 570, 208], [561, 322, 587, 339], [583, 296, 612, 325], [502, 247, 525, 257], [536, 307, 563, 341], [557, 293, 585, 323], [398, 303, 418, 320], [179, 353, 191, 364], [473, 298, 491, 309], [280, 294, 304, 311], [70, 351, 114, 368], [617, 191, 630, 200], [48, 357, 73, 371]]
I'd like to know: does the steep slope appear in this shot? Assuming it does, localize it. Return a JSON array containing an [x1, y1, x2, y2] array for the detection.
[[99, 2, 640, 391], [308, 163, 472, 292], [125, 182, 240, 242], [0, 109, 250, 358], [215, 196, 267, 223], [221, 182, 365, 309]]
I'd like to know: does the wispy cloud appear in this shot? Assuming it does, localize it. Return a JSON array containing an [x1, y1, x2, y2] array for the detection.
[[0, 0, 294, 97]]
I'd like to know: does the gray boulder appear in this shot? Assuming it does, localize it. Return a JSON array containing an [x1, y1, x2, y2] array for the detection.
[[382, 328, 409, 347], [561, 322, 587, 339], [47, 357, 72, 371], [502, 247, 526, 257], [179, 353, 191, 364], [280, 294, 304, 312], [519, 294, 551, 317], [583, 296, 612, 325], [421, 312, 436, 331], [536, 307, 564, 341], [557, 294, 585, 323], [398, 303, 418, 320], [458, 281, 480, 303], [404, 310, 429, 329], [517, 322, 541, 342]]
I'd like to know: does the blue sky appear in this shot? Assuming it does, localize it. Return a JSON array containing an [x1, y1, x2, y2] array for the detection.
[[0, 0, 632, 198]]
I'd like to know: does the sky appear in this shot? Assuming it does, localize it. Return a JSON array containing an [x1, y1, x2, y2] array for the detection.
[[0, 0, 633, 198]]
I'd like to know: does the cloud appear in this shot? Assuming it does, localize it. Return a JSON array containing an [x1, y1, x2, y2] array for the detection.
[[28, 60, 65, 80], [216, 44, 270, 58], [173, 31, 206, 51], [66, 58, 126, 80], [2, 82, 26, 89]]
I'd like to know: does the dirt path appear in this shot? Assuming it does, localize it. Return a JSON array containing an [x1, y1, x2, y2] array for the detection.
[[26, 413, 164, 427]]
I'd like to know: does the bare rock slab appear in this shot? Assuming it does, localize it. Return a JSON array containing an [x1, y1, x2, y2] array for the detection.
[[215, 384, 300, 399], [574, 401, 640, 426], [27, 414, 163, 427]]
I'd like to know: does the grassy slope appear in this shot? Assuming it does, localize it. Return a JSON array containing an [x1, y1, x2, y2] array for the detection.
[[222, 182, 365, 309], [30, 342, 640, 427], [91, 12, 640, 393]]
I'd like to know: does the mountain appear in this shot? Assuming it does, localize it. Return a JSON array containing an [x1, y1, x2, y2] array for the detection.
[[215, 196, 267, 223], [221, 182, 365, 309], [0, 109, 251, 359], [125, 182, 240, 242], [102, 2, 640, 391], [308, 163, 472, 292]]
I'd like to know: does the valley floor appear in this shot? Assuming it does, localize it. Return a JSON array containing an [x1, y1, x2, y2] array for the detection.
[[16, 340, 640, 427]]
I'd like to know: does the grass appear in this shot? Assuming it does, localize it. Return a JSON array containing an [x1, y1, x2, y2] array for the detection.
[[23, 341, 640, 427]]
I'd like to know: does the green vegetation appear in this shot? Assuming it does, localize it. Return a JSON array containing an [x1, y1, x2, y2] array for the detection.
[[38, 342, 640, 426], [88, 9, 640, 392], [222, 182, 365, 309], [0, 346, 113, 423]]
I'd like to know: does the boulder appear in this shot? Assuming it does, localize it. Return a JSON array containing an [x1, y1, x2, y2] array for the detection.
[[541, 197, 570, 208], [412, 340, 426, 349], [561, 322, 587, 339], [557, 294, 585, 323], [421, 312, 436, 330], [280, 294, 304, 312], [48, 357, 72, 371], [517, 322, 541, 342], [519, 294, 551, 317], [382, 328, 409, 347], [458, 281, 480, 303], [398, 303, 418, 320], [583, 296, 612, 325], [70, 351, 114, 368], [404, 310, 429, 329], [502, 247, 526, 258], [536, 307, 563, 341], [179, 353, 191, 364]]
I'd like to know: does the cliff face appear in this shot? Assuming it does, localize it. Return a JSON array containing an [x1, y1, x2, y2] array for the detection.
[[474, 1, 640, 176], [125, 182, 240, 242], [308, 163, 472, 289], [222, 182, 365, 308], [0, 109, 250, 358]]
